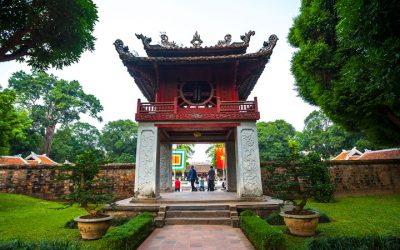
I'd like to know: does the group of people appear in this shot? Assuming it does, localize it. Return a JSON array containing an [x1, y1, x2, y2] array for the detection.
[[174, 165, 217, 192]]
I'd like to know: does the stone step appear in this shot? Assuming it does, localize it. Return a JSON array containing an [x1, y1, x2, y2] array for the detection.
[[166, 210, 230, 218], [167, 204, 229, 211], [164, 217, 232, 226]]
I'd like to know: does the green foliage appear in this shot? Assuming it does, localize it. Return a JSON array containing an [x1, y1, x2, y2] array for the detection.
[[52, 122, 101, 163], [265, 212, 285, 225], [57, 150, 113, 216], [0, 0, 98, 69], [266, 143, 334, 213], [0, 239, 81, 250], [103, 212, 154, 250], [101, 120, 138, 163], [308, 235, 400, 250], [257, 120, 297, 162], [300, 110, 381, 159], [240, 210, 285, 250], [289, 0, 400, 146], [0, 89, 31, 155], [7, 70, 103, 155]]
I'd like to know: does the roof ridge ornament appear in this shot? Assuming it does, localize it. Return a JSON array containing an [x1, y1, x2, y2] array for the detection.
[[241, 30, 255, 44], [135, 33, 152, 47], [160, 32, 179, 48], [114, 39, 137, 60], [190, 31, 203, 48], [217, 34, 232, 47], [259, 34, 278, 53]]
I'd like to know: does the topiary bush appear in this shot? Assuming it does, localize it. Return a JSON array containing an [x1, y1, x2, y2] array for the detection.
[[265, 212, 285, 225], [0, 240, 80, 250], [308, 235, 400, 250], [240, 210, 285, 250], [103, 212, 154, 250]]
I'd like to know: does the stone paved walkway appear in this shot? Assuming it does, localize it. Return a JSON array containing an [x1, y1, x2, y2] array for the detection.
[[138, 225, 255, 250]]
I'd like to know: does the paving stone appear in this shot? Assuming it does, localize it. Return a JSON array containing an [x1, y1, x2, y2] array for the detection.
[[137, 225, 254, 250]]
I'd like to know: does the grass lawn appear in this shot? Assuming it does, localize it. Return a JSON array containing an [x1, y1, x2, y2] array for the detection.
[[283, 194, 400, 249], [0, 193, 399, 249], [0, 193, 103, 249]]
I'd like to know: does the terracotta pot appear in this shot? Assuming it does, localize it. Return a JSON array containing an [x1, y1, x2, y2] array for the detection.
[[280, 211, 319, 236], [74, 214, 113, 240]]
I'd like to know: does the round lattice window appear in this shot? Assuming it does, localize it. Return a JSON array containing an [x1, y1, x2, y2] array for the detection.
[[180, 81, 213, 106]]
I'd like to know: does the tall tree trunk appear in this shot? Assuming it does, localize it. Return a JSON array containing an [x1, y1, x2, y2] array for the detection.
[[384, 108, 400, 131], [43, 124, 56, 156]]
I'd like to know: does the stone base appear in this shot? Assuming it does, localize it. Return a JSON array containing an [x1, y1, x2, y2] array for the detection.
[[130, 196, 161, 203]]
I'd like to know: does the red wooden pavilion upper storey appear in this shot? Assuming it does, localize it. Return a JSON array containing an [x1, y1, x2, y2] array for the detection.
[[114, 31, 278, 122]]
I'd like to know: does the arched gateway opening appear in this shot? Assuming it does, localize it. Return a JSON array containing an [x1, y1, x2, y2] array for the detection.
[[114, 31, 278, 201]]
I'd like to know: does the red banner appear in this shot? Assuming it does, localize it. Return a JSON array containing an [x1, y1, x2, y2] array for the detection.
[[216, 146, 225, 169]]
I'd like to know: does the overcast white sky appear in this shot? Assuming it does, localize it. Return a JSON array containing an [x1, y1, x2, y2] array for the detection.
[[0, 0, 315, 161]]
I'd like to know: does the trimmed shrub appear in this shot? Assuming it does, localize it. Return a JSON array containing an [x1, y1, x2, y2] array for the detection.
[[265, 212, 285, 225], [0, 240, 80, 250], [103, 212, 154, 250], [308, 235, 400, 250], [240, 210, 285, 250]]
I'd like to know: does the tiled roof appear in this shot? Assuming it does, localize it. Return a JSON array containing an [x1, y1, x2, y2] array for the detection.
[[332, 151, 350, 160], [358, 149, 400, 160], [333, 148, 400, 161], [37, 155, 58, 165], [0, 156, 28, 165], [25, 152, 59, 165]]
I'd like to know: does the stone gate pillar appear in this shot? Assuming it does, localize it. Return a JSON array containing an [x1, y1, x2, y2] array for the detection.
[[235, 122, 263, 199], [133, 122, 160, 200], [159, 143, 172, 192], [226, 140, 237, 192]]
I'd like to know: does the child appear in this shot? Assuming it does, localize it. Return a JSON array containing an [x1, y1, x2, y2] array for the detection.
[[174, 178, 181, 192], [199, 176, 205, 191]]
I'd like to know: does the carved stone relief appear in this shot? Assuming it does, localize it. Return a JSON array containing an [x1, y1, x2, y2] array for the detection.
[[136, 130, 156, 197], [238, 126, 263, 197]]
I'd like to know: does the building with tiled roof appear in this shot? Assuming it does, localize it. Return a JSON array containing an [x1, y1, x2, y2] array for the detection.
[[25, 152, 59, 165], [332, 147, 363, 160], [358, 148, 400, 160], [332, 147, 400, 161], [0, 156, 28, 165], [0, 152, 59, 165]]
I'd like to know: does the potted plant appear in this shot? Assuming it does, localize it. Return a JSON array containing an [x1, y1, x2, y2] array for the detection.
[[58, 150, 115, 240], [266, 141, 334, 236]]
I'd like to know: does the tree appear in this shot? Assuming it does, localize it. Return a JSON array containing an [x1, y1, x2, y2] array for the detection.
[[289, 0, 400, 146], [0, 0, 98, 69], [300, 110, 380, 159], [52, 122, 101, 163], [256, 120, 297, 162], [8, 70, 103, 156], [100, 120, 138, 163], [0, 88, 31, 155]]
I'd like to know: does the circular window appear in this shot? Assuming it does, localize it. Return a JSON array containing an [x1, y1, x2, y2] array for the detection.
[[180, 81, 213, 105]]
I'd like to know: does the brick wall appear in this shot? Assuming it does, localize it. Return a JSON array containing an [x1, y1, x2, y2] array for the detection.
[[328, 160, 400, 196], [260, 160, 400, 196], [0, 163, 135, 200]]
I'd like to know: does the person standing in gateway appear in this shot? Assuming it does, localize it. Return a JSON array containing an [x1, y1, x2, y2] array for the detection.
[[188, 165, 197, 191], [208, 166, 216, 191]]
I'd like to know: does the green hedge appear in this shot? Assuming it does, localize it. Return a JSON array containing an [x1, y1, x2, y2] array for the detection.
[[308, 235, 400, 250], [240, 210, 285, 250], [103, 212, 154, 250], [0, 240, 80, 250]]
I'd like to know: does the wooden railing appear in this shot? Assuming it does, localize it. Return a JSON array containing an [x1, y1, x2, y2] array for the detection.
[[219, 97, 258, 113], [137, 97, 258, 115]]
